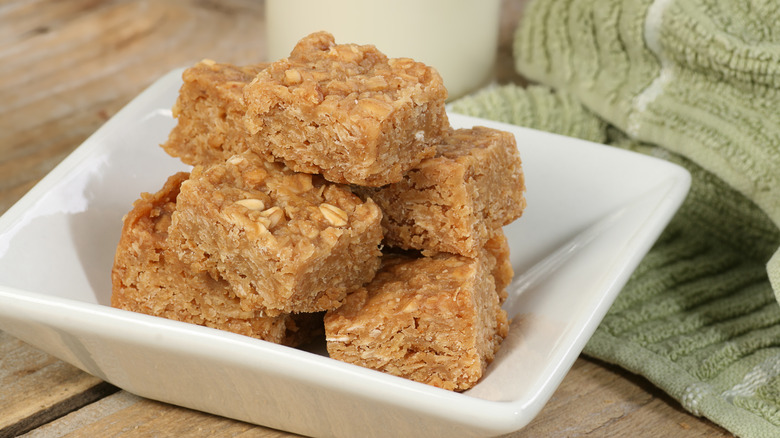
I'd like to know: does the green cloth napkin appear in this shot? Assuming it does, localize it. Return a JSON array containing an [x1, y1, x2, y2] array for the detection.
[[450, 1, 780, 436]]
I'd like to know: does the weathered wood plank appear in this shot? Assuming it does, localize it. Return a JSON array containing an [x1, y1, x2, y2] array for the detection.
[[507, 358, 731, 437], [0, 0, 269, 213], [0, 332, 117, 437], [21, 392, 296, 438]]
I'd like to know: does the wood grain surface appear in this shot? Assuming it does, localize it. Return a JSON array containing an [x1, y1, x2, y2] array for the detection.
[[0, 0, 732, 436]]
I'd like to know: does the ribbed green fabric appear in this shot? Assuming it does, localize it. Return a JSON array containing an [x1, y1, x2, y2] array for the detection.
[[446, 84, 608, 143], [514, 0, 780, 303], [451, 81, 780, 436]]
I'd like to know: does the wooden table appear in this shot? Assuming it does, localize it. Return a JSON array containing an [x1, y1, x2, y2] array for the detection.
[[0, 1, 732, 436]]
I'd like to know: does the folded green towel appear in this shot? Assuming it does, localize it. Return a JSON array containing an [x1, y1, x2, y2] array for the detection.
[[449, 1, 780, 435], [515, 0, 780, 301]]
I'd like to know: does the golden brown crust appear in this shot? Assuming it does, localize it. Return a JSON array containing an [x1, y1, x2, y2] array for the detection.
[[484, 230, 513, 304], [356, 126, 526, 257], [323, 250, 508, 391], [110, 172, 319, 346], [161, 61, 269, 166], [167, 153, 383, 315], [242, 31, 448, 186]]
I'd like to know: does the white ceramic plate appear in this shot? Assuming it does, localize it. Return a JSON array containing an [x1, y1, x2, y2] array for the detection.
[[0, 70, 689, 437]]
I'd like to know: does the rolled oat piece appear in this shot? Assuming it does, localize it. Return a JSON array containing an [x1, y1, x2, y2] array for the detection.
[[111, 172, 319, 347], [167, 153, 383, 315], [242, 31, 449, 186], [324, 249, 509, 392], [356, 126, 526, 257], [162, 60, 269, 166]]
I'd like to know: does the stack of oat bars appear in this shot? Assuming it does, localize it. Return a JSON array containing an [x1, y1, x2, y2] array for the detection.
[[111, 32, 526, 392]]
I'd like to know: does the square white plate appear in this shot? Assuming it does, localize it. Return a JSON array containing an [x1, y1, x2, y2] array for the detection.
[[0, 70, 689, 437]]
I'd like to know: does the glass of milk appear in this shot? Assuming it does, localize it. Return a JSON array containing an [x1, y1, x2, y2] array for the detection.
[[265, 0, 502, 100]]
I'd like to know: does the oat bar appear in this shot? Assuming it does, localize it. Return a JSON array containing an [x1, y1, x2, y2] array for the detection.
[[242, 31, 449, 186], [356, 126, 526, 257], [167, 153, 383, 315], [485, 230, 513, 304], [110, 172, 319, 346], [324, 249, 509, 391], [161, 61, 268, 166]]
